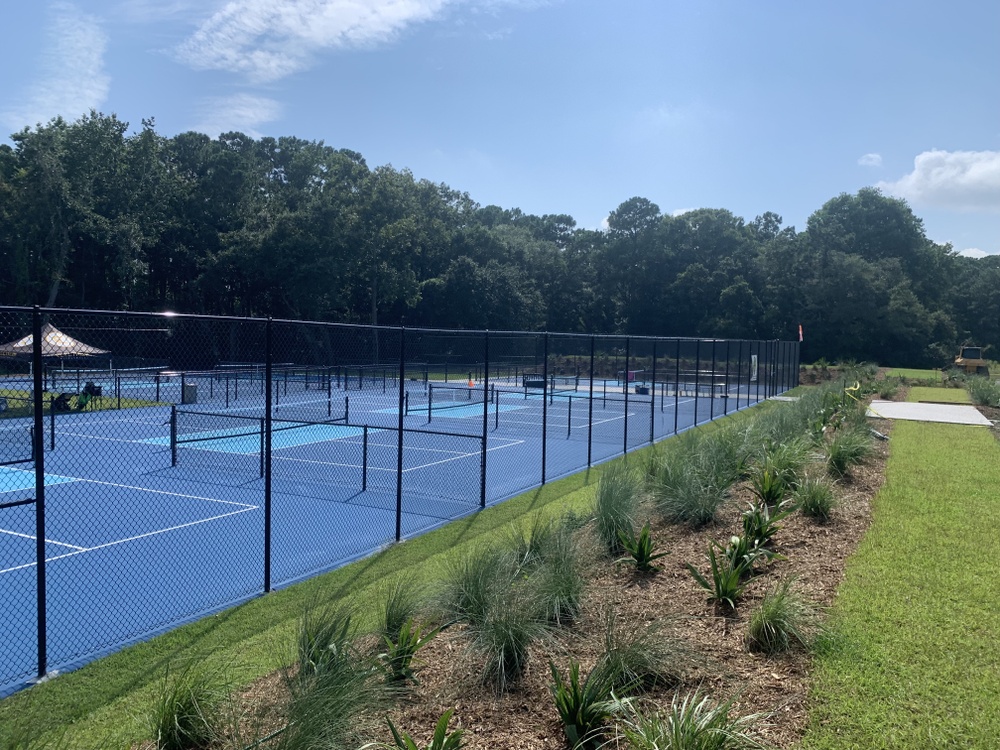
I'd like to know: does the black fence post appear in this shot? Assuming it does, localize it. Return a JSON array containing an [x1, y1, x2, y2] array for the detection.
[[170, 405, 177, 466], [693, 340, 701, 426], [736, 341, 745, 411], [587, 336, 595, 466], [264, 318, 273, 593], [541, 332, 549, 485], [673, 339, 680, 434], [480, 330, 489, 509], [32, 306, 47, 682], [723, 340, 731, 415], [396, 328, 406, 542], [622, 337, 630, 455], [649, 340, 657, 444]]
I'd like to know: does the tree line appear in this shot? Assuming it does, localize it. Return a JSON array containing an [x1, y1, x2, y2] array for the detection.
[[1, 111, 997, 367]]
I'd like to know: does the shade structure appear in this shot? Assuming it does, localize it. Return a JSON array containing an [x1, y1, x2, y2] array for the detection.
[[0, 323, 109, 358]]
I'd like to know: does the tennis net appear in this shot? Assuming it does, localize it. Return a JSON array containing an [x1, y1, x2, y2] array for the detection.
[[0, 424, 34, 466]]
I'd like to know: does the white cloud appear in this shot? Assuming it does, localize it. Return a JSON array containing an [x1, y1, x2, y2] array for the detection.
[[878, 150, 1000, 212], [1, 3, 110, 130], [191, 93, 283, 137], [858, 153, 882, 168], [175, 0, 456, 83], [671, 208, 696, 217], [958, 247, 989, 258]]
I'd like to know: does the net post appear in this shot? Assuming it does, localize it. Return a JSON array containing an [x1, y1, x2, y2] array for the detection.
[[170, 405, 177, 466], [49, 396, 55, 451], [259, 418, 265, 478], [427, 384, 433, 423], [567, 394, 572, 438], [155, 375, 160, 403], [345, 396, 349, 423], [116, 375, 121, 409]]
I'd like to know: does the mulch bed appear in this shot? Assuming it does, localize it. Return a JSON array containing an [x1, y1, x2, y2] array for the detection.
[[219, 417, 896, 750]]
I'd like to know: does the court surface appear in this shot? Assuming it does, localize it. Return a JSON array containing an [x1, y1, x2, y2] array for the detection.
[[0, 374, 770, 694]]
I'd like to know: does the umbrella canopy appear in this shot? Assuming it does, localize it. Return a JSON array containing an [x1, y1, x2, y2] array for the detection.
[[0, 323, 109, 358]]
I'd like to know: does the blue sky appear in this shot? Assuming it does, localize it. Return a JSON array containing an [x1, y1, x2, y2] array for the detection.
[[2, 0, 998, 256]]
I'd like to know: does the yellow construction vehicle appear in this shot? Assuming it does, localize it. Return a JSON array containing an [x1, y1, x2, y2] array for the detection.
[[954, 345, 991, 376]]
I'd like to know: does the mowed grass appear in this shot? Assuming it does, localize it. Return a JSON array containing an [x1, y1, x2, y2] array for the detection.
[[908, 385, 971, 404], [803, 391, 1000, 748], [883, 367, 941, 379]]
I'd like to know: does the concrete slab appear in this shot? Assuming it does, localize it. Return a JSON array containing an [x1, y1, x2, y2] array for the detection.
[[866, 400, 992, 426]]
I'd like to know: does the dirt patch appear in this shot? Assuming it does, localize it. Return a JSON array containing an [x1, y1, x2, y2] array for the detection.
[[223, 424, 891, 750]]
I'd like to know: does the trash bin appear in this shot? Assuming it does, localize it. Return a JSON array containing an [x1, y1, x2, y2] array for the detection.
[[182, 383, 197, 405]]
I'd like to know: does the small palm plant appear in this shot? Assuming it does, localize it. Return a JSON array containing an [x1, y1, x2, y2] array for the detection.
[[386, 709, 465, 750], [686, 542, 748, 613], [550, 660, 624, 750], [617, 521, 669, 573], [379, 618, 440, 684]]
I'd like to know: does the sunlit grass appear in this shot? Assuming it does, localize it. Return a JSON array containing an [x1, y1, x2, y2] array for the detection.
[[803, 419, 1000, 748]]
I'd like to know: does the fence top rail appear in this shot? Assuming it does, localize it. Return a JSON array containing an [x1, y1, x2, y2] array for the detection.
[[2, 306, 796, 347]]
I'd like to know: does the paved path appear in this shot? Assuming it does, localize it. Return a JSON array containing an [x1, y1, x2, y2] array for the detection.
[[867, 400, 992, 426]]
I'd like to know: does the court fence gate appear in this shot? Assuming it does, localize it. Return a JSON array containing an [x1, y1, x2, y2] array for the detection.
[[0, 305, 799, 695]]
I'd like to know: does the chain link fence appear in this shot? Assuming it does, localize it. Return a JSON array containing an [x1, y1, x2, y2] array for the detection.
[[0, 305, 798, 694]]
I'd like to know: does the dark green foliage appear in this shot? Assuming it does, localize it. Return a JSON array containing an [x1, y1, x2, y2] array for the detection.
[[296, 602, 355, 679], [794, 476, 836, 522], [825, 426, 874, 477], [618, 521, 669, 573], [549, 661, 622, 749], [379, 619, 440, 684], [387, 709, 465, 750], [686, 542, 748, 612], [745, 579, 819, 655], [741, 499, 793, 552], [378, 576, 426, 643], [594, 462, 642, 556], [149, 663, 224, 750]]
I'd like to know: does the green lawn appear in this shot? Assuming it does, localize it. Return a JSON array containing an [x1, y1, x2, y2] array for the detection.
[[883, 367, 941, 379], [803, 388, 1000, 748]]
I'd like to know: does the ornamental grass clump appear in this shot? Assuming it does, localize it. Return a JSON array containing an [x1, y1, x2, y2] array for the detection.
[[591, 609, 691, 692], [594, 461, 643, 556], [793, 475, 836, 522], [377, 576, 427, 643], [148, 662, 226, 750], [617, 689, 771, 750], [966, 375, 1000, 407], [825, 425, 873, 478], [745, 578, 819, 655]]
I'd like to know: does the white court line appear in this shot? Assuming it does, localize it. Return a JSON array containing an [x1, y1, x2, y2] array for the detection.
[[0, 501, 259, 574], [272, 437, 524, 474], [0, 529, 85, 550]]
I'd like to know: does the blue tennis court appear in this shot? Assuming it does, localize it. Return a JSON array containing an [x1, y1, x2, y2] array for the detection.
[[1, 366, 777, 696]]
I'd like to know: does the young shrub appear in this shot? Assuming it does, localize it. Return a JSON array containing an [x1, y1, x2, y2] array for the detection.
[[741, 499, 793, 552], [378, 576, 426, 643], [550, 660, 622, 750], [437, 546, 516, 627], [652, 461, 730, 529], [149, 662, 225, 750], [297, 601, 356, 679], [379, 618, 440, 684], [385, 709, 465, 750], [617, 520, 669, 573], [618, 689, 771, 749], [531, 519, 586, 626], [794, 475, 836, 522], [594, 461, 642, 556], [686, 542, 748, 613], [966, 375, 1000, 407], [745, 578, 819, 655], [592, 608, 691, 692], [825, 426, 873, 478], [467, 587, 548, 693]]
